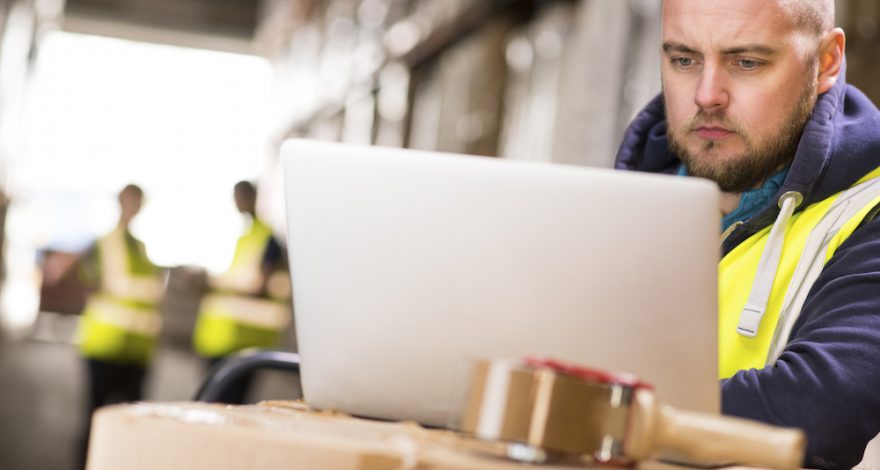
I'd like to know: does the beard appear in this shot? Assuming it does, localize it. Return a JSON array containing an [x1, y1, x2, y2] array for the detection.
[[666, 75, 818, 193]]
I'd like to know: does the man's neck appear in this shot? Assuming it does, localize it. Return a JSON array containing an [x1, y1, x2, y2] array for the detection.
[[720, 192, 743, 216], [718, 163, 790, 216]]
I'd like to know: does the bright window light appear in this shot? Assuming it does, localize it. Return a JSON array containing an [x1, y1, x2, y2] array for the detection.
[[2, 31, 274, 332]]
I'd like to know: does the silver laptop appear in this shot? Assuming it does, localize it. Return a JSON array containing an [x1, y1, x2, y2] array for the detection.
[[281, 138, 720, 427]]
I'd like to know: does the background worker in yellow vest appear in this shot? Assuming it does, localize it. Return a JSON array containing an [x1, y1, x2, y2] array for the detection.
[[615, 1, 880, 468], [75, 184, 165, 467], [192, 180, 292, 404]]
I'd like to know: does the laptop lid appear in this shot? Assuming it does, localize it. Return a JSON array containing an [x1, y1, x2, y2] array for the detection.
[[281, 138, 720, 427]]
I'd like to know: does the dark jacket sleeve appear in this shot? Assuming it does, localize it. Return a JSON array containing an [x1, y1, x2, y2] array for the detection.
[[261, 236, 284, 272], [721, 216, 880, 470]]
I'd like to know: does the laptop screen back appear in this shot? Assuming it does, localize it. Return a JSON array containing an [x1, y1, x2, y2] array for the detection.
[[282, 139, 720, 427]]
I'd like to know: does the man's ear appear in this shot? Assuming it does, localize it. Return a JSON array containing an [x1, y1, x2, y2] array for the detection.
[[817, 28, 845, 95]]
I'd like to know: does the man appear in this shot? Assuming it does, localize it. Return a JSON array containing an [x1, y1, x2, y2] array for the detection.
[[615, 1, 880, 468], [76, 184, 164, 465], [191, 180, 291, 403]]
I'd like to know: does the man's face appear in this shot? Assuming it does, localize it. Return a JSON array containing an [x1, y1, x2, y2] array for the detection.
[[661, 0, 820, 192], [234, 187, 255, 214], [119, 190, 142, 225]]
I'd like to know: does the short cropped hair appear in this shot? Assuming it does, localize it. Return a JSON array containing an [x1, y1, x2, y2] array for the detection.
[[234, 180, 257, 198], [785, 0, 835, 35], [661, 0, 835, 36]]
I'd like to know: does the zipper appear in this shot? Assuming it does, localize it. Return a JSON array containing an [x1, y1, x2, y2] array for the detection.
[[720, 221, 743, 245]]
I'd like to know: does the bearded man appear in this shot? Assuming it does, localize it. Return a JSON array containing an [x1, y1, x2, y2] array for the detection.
[[615, 1, 880, 468]]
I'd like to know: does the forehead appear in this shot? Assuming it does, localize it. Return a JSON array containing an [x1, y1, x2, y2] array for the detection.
[[121, 189, 142, 200], [662, 0, 799, 49]]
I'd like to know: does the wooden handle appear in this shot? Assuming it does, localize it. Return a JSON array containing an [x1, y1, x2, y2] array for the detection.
[[627, 390, 805, 469]]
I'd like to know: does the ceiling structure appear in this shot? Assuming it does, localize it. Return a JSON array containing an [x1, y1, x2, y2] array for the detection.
[[60, 0, 261, 53]]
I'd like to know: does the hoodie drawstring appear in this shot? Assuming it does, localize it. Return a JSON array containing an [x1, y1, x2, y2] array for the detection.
[[736, 191, 804, 337]]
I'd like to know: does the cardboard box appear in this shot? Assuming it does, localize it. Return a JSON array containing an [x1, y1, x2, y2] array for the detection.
[[86, 401, 687, 470]]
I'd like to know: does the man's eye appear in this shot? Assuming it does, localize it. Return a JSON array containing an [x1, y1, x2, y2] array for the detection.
[[738, 59, 761, 70], [673, 57, 694, 67]]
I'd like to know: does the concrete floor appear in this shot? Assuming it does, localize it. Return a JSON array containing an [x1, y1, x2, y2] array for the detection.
[[0, 335, 86, 470], [0, 312, 300, 470]]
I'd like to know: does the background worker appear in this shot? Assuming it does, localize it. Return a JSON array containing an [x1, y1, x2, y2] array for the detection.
[[616, 0, 880, 468], [76, 184, 165, 466], [192, 180, 292, 404]]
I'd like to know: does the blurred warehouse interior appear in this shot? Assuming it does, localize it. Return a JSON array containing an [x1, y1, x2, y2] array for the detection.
[[0, 0, 878, 469], [1, 0, 671, 339]]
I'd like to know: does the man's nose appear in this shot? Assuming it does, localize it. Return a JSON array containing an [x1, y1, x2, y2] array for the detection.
[[694, 65, 729, 110]]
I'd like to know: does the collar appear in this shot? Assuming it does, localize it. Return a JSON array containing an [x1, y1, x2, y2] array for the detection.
[[721, 167, 790, 231], [677, 165, 790, 231]]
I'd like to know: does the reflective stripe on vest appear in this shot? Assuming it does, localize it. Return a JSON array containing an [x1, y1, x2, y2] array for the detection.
[[82, 296, 162, 336], [198, 293, 291, 330], [719, 168, 880, 379], [192, 294, 291, 357]]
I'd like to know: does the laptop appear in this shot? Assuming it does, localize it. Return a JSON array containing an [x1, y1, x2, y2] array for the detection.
[[281, 138, 720, 428]]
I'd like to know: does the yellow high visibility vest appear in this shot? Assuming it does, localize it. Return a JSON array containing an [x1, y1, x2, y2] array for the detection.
[[76, 225, 164, 365], [719, 168, 880, 378], [192, 217, 291, 358]]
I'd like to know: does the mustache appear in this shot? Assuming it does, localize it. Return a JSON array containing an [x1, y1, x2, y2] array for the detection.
[[683, 111, 745, 134]]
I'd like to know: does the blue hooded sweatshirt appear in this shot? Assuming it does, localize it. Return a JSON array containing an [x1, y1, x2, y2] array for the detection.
[[615, 71, 880, 469]]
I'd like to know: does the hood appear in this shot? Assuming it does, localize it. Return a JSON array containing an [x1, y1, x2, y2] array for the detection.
[[615, 66, 880, 252]]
